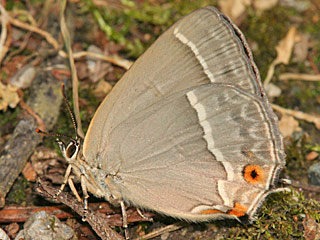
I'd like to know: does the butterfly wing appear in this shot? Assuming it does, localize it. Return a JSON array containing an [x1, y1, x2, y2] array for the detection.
[[83, 6, 263, 163], [83, 6, 285, 220]]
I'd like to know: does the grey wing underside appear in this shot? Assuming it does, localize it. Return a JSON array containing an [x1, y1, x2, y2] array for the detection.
[[82, 6, 285, 219], [83, 6, 268, 163], [102, 84, 284, 219]]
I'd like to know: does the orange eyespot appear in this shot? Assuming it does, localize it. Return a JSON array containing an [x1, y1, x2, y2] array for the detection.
[[243, 165, 265, 184]]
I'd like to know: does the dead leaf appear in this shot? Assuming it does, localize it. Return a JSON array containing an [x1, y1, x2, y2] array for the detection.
[[303, 214, 320, 240], [279, 114, 301, 138], [93, 80, 113, 99], [272, 104, 320, 130], [253, 0, 278, 11], [218, 0, 251, 22], [30, 147, 66, 184], [86, 45, 112, 83], [264, 27, 300, 87], [0, 82, 20, 111], [274, 27, 298, 65], [22, 162, 37, 182], [306, 151, 319, 161], [293, 33, 309, 62], [4, 223, 19, 239]]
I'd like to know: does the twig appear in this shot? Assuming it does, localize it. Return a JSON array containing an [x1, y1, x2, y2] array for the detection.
[[307, 53, 320, 74], [8, 14, 60, 50], [0, 203, 111, 223], [134, 223, 186, 240], [0, 201, 152, 225], [36, 179, 124, 240], [290, 180, 320, 193], [60, 0, 84, 138], [279, 73, 320, 81], [59, 50, 133, 70], [263, 61, 277, 88], [2, 8, 132, 70], [7, 1, 55, 59], [0, 4, 10, 64], [9, 9, 37, 25], [272, 104, 320, 129], [18, 89, 46, 131]]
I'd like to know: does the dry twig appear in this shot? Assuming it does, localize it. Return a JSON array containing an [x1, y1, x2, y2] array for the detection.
[[279, 73, 320, 81], [272, 104, 320, 130], [134, 223, 186, 240], [36, 179, 124, 240]]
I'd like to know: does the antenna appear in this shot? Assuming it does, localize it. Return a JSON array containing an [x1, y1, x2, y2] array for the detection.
[[35, 83, 79, 142], [60, 83, 79, 139], [35, 128, 76, 143]]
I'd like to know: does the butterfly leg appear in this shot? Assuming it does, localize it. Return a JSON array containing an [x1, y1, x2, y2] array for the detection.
[[80, 173, 89, 221], [68, 175, 82, 202], [54, 164, 72, 198], [120, 200, 129, 240], [137, 208, 153, 222]]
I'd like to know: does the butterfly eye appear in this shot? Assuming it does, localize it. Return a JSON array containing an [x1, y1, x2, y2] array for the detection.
[[65, 141, 79, 160]]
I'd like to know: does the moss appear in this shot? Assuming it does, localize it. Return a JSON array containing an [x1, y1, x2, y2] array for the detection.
[[223, 190, 319, 239], [285, 134, 310, 181], [309, 145, 320, 152], [6, 176, 31, 206], [5, 0, 26, 11], [81, 0, 218, 57], [0, 108, 20, 136]]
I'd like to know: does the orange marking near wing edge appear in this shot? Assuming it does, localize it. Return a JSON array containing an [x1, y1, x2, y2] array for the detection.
[[200, 209, 224, 214], [227, 203, 247, 217], [200, 203, 247, 217]]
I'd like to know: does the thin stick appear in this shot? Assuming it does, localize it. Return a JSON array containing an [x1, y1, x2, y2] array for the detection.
[[18, 89, 46, 131], [0, 4, 10, 64], [279, 73, 320, 81], [4, 8, 132, 69], [59, 0, 84, 138], [8, 13, 59, 50], [36, 179, 124, 240], [134, 223, 186, 240], [0, 202, 152, 225], [272, 104, 320, 129], [59, 50, 133, 70]]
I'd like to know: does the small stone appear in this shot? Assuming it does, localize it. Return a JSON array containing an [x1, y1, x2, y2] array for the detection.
[[10, 64, 36, 89], [308, 162, 320, 186], [14, 211, 75, 240]]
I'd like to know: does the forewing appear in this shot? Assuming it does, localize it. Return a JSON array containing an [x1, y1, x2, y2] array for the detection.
[[83, 6, 264, 164]]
